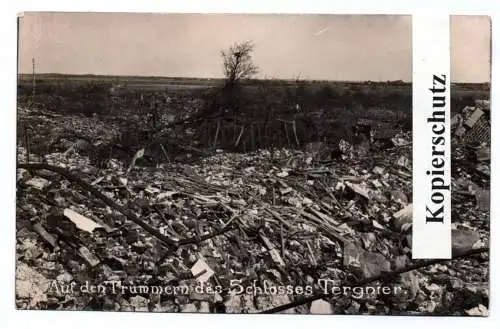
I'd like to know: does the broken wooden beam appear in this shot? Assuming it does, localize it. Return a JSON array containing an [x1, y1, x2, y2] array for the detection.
[[32, 222, 58, 249], [260, 247, 489, 314], [266, 208, 293, 230], [259, 231, 286, 267]]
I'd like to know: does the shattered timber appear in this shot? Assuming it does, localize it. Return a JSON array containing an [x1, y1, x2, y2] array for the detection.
[[16, 76, 490, 315]]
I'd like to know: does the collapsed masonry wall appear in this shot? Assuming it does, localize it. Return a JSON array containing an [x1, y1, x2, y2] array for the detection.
[[452, 100, 491, 145]]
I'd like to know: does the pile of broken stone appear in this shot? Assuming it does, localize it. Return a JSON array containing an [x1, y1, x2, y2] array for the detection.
[[15, 117, 489, 316]]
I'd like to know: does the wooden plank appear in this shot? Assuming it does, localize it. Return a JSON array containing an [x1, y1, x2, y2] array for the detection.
[[259, 232, 285, 267], [32, 223, 58, 249]]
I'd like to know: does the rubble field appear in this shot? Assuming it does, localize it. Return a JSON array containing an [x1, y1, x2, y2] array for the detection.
[[15, 105, 489, 315]]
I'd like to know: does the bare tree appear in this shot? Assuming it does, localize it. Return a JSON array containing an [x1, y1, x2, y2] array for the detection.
[[221, 41, 258, 86]]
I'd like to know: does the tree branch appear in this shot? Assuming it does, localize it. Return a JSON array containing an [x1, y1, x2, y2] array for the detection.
[[259, 247, 489, 314], [18, 163, 237, 250]]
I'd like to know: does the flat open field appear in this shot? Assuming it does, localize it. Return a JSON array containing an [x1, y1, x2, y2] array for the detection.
[[18, 74, 489, 110]]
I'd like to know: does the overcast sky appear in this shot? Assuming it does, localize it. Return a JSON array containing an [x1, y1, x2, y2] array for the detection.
[[18, 13, 490, 82]]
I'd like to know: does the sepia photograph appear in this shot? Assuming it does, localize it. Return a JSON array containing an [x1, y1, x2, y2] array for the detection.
[[15, 12, 490, 315]]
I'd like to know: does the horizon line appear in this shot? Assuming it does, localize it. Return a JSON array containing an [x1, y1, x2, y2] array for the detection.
[[16, 72, 490, 84]]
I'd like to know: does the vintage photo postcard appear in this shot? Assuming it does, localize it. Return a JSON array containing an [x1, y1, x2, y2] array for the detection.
[[15, 13, 490, 316]]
